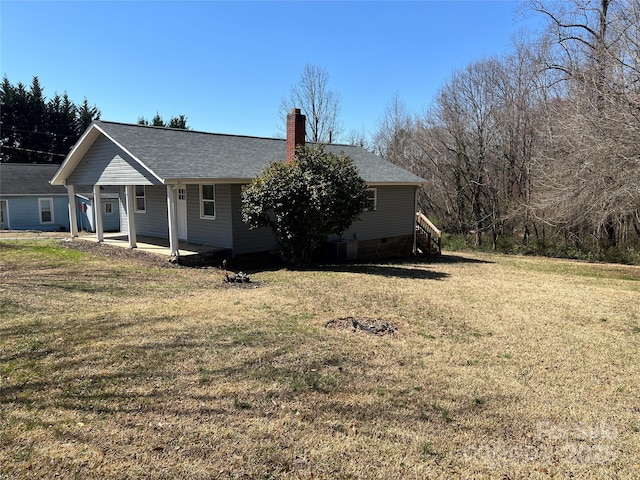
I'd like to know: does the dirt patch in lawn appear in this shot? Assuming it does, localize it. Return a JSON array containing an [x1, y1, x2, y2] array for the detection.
[[325, 316, 397, 336]]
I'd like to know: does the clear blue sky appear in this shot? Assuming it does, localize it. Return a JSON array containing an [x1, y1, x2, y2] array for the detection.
[[1, 1, 540, 140]]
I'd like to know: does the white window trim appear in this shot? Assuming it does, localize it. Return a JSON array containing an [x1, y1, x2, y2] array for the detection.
[[365, 188, 377, 212], [104, 202, 113, 215], [38, 197, 54, 224], [199, 184, 216, 220], [135, 186, 146, 213]]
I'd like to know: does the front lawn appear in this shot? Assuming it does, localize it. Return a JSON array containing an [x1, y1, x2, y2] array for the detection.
[[1, 239, 639, 478]]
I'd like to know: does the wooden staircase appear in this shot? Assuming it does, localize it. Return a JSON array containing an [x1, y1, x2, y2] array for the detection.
[[416, 212, 442, 255]]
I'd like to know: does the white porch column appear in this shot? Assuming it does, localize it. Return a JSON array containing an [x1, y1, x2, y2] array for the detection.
[[93, 185, 104, 242], [166, 185, 180, 258], [125, 185, 137, 248], [67, 184, 78, 237]]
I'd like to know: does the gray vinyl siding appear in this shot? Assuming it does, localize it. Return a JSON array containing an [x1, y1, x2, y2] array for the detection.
[[134, 186, 169, 238], [184, 184, 233, 248], [230, 184, 278, 255], [67, 135, 160, 186], [332, 185, 416, 241]]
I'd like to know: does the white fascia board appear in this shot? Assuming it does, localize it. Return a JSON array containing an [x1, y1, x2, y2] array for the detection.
[[162, 178, 253, 185], [365, 181, 426, 187]]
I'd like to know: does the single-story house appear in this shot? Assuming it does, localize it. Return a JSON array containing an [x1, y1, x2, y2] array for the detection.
[[50, 109, 427, 260], [0, 163, 119, 232]]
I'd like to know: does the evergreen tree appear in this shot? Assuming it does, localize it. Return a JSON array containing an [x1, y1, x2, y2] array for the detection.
[[138, 113, 190, 129], [241, 145, 368, 266], [0, 75, 100, 163], [76, 98, 100, 134]]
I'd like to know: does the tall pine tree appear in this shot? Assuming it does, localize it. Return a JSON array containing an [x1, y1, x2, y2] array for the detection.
[[0, 75, 100, 163]]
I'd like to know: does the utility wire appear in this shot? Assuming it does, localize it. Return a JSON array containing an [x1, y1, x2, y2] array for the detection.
[[0, 145, 67, 157]]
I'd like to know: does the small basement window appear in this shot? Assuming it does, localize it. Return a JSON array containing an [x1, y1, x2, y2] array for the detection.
[[200, 184, 216, 219]]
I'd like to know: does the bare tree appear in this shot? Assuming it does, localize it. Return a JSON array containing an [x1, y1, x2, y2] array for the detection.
[[344, 127, 370, 149], [279, 64, 342, 143], [530, 0, 640, 248], [412, 39, 550, 249], [373, 95, 415, 163], [416, 59, 505, 246]]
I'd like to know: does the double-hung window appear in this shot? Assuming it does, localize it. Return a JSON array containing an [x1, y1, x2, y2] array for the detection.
[[39, 198, 54, 224], [135, 186, 146, 213], [200, 184, 216, 219], [365, 188, 377, 212]]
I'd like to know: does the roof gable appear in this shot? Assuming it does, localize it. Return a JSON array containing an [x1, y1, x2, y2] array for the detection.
[[66, 134, 160, 186]]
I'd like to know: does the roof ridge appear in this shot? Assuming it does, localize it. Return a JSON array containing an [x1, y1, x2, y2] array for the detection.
[[96, 119, 285, 142], [95, 120, 370, 150]]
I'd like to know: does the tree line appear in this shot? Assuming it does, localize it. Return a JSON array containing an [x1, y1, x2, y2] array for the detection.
[[372, 0, 640, 260], [0, 75, 190, 164], [1, 76, 101, 164]]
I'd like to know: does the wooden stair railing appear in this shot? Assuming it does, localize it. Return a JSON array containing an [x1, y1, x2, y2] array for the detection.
[[416, 212, 442, 255]]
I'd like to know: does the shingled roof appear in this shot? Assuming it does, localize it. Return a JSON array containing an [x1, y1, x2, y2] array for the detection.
[[52, 121, 425, 186], [0, 163, 70, 195]]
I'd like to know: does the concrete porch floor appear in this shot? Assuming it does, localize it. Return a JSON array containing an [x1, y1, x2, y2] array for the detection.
[[79, 232, 230, 260]]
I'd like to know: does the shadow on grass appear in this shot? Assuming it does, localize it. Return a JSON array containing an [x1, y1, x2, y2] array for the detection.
[[421, 253, 494, 265], [314, 253, 493, 279], [320, 263, 450, 280], [227, 252, 491, 278]]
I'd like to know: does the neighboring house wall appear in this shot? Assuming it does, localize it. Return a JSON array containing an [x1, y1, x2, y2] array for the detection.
[[0, 195, 70, 231], [0, 200, 9, 229], [76, 198, 93, 232], [76, 196, 120, 232], [100, 199, 120, 232]]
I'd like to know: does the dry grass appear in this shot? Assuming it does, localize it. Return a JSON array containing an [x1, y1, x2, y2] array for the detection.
[[1, 237, 639, 479]]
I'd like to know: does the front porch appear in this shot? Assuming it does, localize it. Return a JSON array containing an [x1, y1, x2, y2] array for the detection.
[[80, 232, 231, 266]]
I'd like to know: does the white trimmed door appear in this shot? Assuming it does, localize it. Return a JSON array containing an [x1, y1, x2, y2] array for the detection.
[[177, 187, 187, 240]]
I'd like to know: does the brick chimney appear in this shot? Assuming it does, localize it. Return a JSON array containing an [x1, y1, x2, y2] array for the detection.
[[286, 108, 306, 163]]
